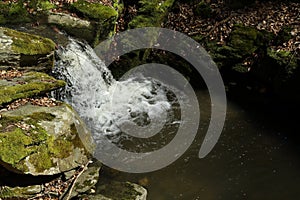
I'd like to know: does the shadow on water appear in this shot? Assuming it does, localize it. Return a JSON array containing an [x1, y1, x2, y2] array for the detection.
[[98, 88, 300, 200]]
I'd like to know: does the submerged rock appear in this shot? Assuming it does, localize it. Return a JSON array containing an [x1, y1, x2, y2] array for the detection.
[[0, 27, 56, 71], [0, 103, 94, 176], [81, 181, 147, 200], [0, 71, 65, 105]]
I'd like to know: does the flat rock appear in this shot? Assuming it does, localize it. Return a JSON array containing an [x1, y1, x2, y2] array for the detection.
[[0, 71, 65, 105]]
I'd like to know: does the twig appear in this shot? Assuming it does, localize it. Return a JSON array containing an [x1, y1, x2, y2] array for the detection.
[[64, 160, 93, 200]]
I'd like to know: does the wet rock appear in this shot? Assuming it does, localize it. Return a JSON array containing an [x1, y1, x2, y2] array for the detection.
[[0, 103, 94, 176], [80, 181, 147, 200], [0, 71, 65, 105], [0, 27, 56, 72]]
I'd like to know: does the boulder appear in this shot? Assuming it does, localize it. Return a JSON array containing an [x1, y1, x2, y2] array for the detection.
[[0, 71, 65, 105], [0, 27, 56, 72], [0, 103, 94, 176]]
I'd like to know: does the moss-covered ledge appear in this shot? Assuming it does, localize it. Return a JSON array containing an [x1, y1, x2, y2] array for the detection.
[[68, 0, 119, 46], [0, 27, 56, 71], [71, 0, 118, 21], [0, 71, 65, 105]]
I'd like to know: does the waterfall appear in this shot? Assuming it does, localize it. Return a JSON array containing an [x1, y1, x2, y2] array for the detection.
[[53, 38, 174, 144]]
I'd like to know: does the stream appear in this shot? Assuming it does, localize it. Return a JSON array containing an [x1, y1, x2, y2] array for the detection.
[[54, 38, 300, 200]]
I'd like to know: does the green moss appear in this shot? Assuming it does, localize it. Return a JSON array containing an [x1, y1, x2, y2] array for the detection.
[[38, 0, 56, 11], [72, 0, 118, 21], [0, 128, 34, 165], [0, 115, 22, 132], [28, 144, 53, 172], [228, 24, 262, 56], [28, 112, 56, 121], [0, 72, 66, 105], [3, 27, 56, 55], [0, 113, 53, 171], [48, 137, 73, 159]]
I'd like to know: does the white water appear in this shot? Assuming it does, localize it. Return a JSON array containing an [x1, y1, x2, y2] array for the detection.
[[53, 39, 173, 142]]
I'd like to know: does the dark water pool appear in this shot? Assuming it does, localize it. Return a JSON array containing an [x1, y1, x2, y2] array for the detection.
[[98, 89, 300, 200]]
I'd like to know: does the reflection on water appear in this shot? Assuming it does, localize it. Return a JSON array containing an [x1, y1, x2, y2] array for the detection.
[[98, 90, 300, 200]]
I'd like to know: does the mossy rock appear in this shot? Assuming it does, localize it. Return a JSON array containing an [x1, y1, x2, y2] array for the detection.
[[71, 0, 118, 21], [0, 27, 56, 71], [210, 24, 273, 71], [227, 24, 264, 56], [128, 0, 175, 28], [0, 71, 65, 105], [0, 103, 94, 175], [2, 27, 55, 55]]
